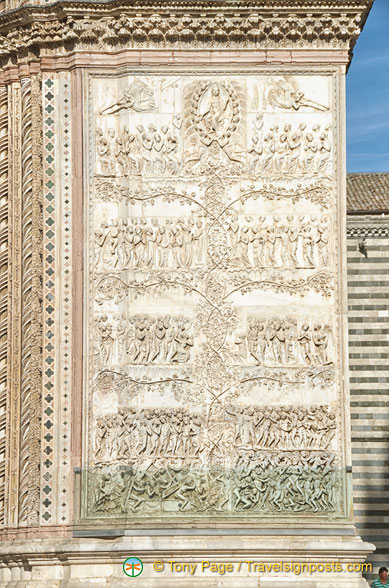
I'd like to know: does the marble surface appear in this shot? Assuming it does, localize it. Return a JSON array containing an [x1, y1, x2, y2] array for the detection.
[[81, 70, 347, 524]]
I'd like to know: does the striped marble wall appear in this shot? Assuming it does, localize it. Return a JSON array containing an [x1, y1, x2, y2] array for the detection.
[[348, 218, 389, 582]]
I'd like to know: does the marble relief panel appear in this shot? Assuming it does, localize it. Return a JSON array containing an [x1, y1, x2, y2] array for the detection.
[[83, 71, 344, 520]]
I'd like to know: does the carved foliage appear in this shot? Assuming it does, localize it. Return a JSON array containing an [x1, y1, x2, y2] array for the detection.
[[18, 76, 43, 527], [0, 3, 368, 62]]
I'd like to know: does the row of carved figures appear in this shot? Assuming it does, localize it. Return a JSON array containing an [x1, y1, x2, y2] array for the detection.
[[94, 313, 332, 368], [248, 120, 332, 175], [95, 314, 193, 366], [96, 120, 181, 177], [94, 215, 329, 271], [90, 456, 339, 515], [96, 122, 331, 179], [235, 317, 333, 366], [95, 217, 206, 270], [226, 215, 329, 269], [93, 405, 336, 465]]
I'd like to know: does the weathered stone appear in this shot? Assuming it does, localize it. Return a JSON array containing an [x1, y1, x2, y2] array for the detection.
[[0, 1, 375, 586]]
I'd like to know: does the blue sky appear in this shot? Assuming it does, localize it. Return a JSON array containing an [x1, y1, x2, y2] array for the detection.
[[347, 0, 389, 172]]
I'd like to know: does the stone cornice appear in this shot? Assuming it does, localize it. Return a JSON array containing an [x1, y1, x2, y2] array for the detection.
[[347, 214, 389, 237], [0, 0, 373, 65]]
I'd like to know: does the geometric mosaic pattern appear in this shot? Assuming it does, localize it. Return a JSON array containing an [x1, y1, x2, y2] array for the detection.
[[57, 72, 72, 525], [41, 75, 56, 523], [40, 72, 72, 525]]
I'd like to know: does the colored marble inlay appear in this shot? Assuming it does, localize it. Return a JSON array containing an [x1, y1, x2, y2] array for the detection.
[[41, 75, 56, 523]]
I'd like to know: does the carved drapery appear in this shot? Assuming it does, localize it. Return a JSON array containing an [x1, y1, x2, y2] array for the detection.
[[0, 85, 7, 525]]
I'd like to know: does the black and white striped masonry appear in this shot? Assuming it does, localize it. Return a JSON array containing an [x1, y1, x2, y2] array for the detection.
[[347, 172, 389, 583]]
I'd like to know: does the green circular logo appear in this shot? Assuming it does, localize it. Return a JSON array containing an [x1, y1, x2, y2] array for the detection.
[[123, 557, 143, 577]]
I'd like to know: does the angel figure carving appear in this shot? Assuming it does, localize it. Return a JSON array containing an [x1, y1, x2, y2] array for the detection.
[[266, 76, 329, 112], [100, 80, 156, 115]]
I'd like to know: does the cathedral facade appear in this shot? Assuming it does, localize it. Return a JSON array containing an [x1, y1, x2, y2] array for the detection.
[[0, 1, 379, 586]]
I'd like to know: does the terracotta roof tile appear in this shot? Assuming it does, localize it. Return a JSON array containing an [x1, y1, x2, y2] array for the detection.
[[347, 173, 389, 213]]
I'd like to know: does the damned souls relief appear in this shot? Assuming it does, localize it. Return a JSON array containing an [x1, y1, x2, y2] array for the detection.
[[83, 71, 344, 522]]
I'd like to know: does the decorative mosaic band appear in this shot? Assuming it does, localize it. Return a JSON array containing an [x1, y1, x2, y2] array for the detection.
[[40, 74, 56, 524]]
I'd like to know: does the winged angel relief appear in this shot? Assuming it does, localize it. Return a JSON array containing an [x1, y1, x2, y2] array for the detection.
[[100, 79, 155, 115], [265, 76, 329, 112]]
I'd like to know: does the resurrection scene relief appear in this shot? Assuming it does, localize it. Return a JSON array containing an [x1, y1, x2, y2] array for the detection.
[[84, 73, 344, 521]]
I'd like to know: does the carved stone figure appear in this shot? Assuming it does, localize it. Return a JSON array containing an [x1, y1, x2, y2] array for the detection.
[[237, 316, 333, 366], [265, 77, 329, 112], [100, 80, 155, 115], [94, 217, 205, 270], [248, 120, 332, 176], [95, 119, 180, 176]]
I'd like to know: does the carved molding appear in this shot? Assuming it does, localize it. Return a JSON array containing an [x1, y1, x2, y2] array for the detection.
[[0, 85, 7, 525], [18, 75, 42, 527], [6, 81, 22, 527], [347, 222, 389, 238], [0, 0, 373, 63]]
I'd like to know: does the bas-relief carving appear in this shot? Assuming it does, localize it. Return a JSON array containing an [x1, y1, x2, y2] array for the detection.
[[96, 118, 181, 177], [88, 451, 341, 516], [85, 72, 344, 521], [94, 313, 193, 366], [265, 77, 329, 112], [93, 405, 337, 467], [93, 215, 328, 272], [248, 119, 332, 177], [238, 316, 333, 366]]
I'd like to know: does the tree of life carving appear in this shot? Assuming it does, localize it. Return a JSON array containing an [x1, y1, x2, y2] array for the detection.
[[86, 75, 342, 521]]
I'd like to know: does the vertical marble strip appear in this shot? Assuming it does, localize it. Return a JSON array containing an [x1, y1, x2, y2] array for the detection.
[[6, 81, 22, 526], [40, 74, 56, 524], [18, 76, 43, 526], [0, 86, 8, 526], [18, 78, 33, 525], [57, 72, 72, 525]]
